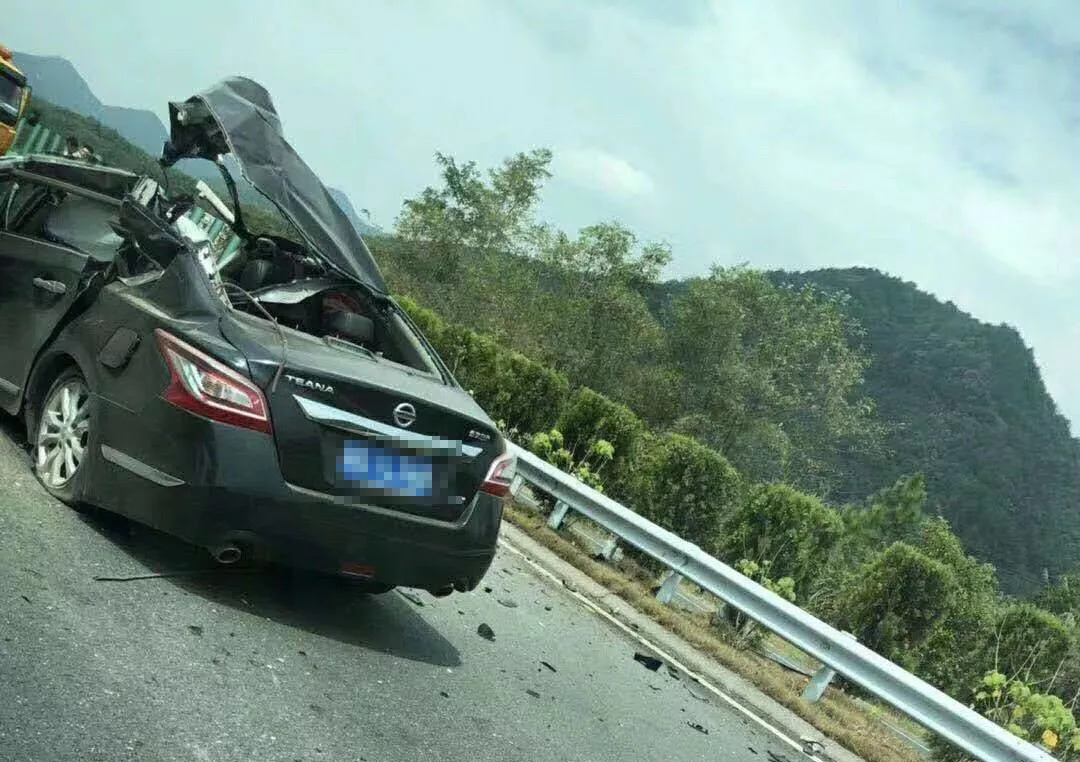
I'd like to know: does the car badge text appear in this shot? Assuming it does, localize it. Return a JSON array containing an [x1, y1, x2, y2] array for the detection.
[[285, 375, 334, 394]]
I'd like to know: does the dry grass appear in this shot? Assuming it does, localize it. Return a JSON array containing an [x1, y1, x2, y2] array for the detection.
[[505, 503, 929, 762]]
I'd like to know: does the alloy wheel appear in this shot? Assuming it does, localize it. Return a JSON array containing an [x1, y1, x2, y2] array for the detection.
[[35, 377, 91, 489]]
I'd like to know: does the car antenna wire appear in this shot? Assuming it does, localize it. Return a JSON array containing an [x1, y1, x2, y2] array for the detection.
[[221, 281, 289, 394]]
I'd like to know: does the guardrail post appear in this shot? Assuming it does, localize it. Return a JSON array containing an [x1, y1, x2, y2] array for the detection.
[[802, 631, 858, 703], [655, 570, 683, 604], [802, 663, 838, 703], [547, 500, 570, 530], [509, 474, 525, 498], [599, 537, 618, 561]]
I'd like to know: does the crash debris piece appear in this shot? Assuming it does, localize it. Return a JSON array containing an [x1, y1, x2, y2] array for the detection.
[[497, 598, 518, 609], [539, 661, 557, 673], [633, 652, 663, 671], [477, 623, 496, 642], [686, 721, 708, 735], [800, 734, 827, 756]]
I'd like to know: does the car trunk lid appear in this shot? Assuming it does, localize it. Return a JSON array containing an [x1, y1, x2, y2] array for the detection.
[[219, 311, 503, 521]]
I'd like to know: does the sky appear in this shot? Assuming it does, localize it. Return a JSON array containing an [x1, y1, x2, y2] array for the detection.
[[8, 0, 1080, 429]]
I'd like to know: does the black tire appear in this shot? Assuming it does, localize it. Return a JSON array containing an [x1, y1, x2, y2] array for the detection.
[[31, 365, 97, 506]]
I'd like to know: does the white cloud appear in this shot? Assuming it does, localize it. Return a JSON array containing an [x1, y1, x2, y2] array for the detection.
[[507, 0, 1080, 424], [557, 147, 656, 199]]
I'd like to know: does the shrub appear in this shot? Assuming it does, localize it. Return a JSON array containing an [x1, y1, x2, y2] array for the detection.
[[718, 483, 843, 592], [931, 671, 1080, 761], [837, 542, 961, 673], [990, 604, 1076, 689], [555, 386, 646, 495], [628, 433, 743, 555], [529, 428, 614, 492]]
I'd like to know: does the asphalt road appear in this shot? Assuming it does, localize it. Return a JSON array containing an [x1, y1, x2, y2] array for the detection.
[[0, 415, 799, 762]]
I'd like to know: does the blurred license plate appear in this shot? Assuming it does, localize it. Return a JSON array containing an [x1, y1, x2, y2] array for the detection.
[[337, 440, 434, 497]]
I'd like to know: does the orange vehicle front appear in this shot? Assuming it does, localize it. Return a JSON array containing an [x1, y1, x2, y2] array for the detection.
[[0, 45, 30, 157]]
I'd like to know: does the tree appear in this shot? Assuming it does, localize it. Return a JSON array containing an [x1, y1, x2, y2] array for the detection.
[[1037, 574, 1080, 618], [837, 542, 961, 672], [665, 266, 884, 493], [911, 517, 1000, 695], [395, 148, 553, 258]]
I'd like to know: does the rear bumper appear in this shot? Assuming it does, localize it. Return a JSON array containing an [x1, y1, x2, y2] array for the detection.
[[86, 396, 504, 591]]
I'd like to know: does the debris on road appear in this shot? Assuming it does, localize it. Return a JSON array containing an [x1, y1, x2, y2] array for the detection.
[[800, 736, 827, 756], [477, 623, 496, 641], [497, 597, 518, 608], [398, 591, 425, 607], [684, 683, 710, 703], [439, 691, 449, 698], [483, 586, 493, 593], [686, 721, 708, 735], [633, 652, 663, 671], [526, 689, 540, 698], [19, 594, 30, 603], [187, 625, 204, 637], [540, 661, 557, 673]]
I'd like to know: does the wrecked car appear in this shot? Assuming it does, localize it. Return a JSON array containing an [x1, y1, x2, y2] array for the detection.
[[0, 76, 514, 596]]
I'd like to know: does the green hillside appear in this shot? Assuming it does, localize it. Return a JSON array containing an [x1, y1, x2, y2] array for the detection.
[[770, 268, 1080, 594]]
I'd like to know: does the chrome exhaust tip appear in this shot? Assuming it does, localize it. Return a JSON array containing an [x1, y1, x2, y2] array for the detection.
[[212, 545, 242, 565]]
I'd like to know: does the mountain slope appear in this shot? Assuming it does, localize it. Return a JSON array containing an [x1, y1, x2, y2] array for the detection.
[[770, 267, 1080, 593], [13, 51, 380, 235], [13, 52, 169, 154]]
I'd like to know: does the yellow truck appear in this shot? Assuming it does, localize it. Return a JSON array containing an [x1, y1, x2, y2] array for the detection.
[[0, 44, 31, 157]]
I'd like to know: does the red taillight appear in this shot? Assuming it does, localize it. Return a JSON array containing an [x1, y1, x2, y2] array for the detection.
[[154, 329, 272, 435], [480, 451, 516, 498]]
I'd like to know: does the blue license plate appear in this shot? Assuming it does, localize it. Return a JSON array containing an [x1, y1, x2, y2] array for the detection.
[[337, 440, 434, 497]]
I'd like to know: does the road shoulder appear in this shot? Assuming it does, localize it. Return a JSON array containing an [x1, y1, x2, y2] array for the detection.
[[499, 520, 867, 762]]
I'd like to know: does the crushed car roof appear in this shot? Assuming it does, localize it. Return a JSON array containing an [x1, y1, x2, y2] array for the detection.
[[165, 77, 388, 294]]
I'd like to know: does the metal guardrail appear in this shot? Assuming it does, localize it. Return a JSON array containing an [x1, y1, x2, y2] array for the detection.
[[507, 443, 1057, 762]]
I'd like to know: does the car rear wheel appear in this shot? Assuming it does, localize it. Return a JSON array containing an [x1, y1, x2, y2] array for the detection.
[[33, 367, 95, 505]]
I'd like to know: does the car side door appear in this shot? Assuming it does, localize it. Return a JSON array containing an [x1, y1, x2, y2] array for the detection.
[[0, 176, 91, 413]]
